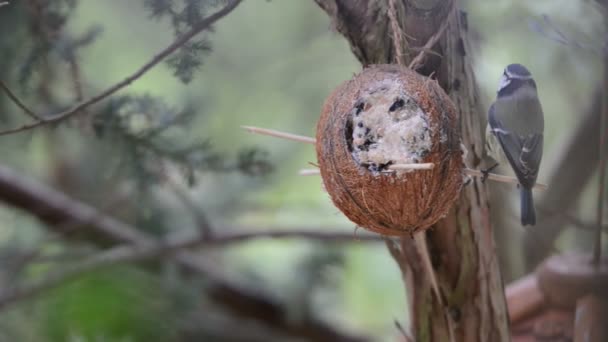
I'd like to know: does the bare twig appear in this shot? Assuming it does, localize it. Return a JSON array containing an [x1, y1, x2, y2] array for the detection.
[[408, 0, 454, 70], [413, 232, 456, 342], [241, 126, 316, 144], [529, 14, 607, 57], [165, 178, 214, 239], [464, 168, 548, 190], [0, 229, 379, 309], [0, 80, 43, 121], [206, 229, 381, 245], [388, 0, 406, 65], [594, 57, 608, 265], [0, 2, 8, 7], [0, 0, 243, 136]]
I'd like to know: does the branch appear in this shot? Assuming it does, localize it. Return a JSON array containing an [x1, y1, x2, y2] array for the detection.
[[407, 1, 454, 71], [0, 0, 243, 136], [0, 80, 43, 121], [0, 228, 382, 308], [207, 229, 381, 245], [594, 55, 608, 265], [463, 168, 548, 190], [0, 163, 369, 341]]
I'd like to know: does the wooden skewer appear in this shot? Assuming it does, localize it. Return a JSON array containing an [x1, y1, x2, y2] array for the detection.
[[299, 167, 548, 190], [300, 163, 434, 174], [241, 126, 315, 145], [299, 169, 322, 176], [390, 163, 434, 170], [241, 125, 548, 190], [463, 168, 548, 190]]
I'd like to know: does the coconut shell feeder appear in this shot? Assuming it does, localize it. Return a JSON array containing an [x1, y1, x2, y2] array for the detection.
[[242, 64, 547, 237], [315, 64, 462, 235]]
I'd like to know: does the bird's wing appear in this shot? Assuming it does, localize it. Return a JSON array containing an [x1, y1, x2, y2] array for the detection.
[[488, 104, 542, 188]]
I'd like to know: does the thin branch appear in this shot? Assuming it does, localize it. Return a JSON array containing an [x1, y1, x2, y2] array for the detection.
[[407, 0, 454, 70], [388, 0, 406, 65], [0, 2, 8, 7], [529, 14, 607, 57], [241, 125, 316, 144], [0, 80, 43, 121], [593, 57, 608, 265], [165, 178, 214, 239], [464, 168, 548, 190], [207, 229, 382, 245], [0, 0, 243, 136], [0, 229, 379, 309]]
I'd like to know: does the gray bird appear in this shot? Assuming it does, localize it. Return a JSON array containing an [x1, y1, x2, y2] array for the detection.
[[485, 63, 544, 226]]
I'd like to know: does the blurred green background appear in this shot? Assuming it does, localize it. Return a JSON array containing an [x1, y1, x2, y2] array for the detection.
[[0, 0, 605, 341]]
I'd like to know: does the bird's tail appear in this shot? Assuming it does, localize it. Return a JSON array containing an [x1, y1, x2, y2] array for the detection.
[[520, 187, 536, 226]]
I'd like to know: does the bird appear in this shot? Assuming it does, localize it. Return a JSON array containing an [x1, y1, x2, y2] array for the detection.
[[485, 63, 544, 226]]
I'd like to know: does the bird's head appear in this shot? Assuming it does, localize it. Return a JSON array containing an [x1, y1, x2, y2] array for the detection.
[[497, 63, 537, 97]]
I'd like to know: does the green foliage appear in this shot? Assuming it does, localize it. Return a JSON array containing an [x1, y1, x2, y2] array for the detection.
[[41, 267, 176, 342], [143, 0, 226, 83], [91, 94, 272, 190]]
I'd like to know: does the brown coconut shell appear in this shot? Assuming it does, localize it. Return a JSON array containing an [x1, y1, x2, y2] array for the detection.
[[315, 64, 463, 236]]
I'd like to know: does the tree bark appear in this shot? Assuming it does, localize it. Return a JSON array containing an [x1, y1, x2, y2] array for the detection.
[[314, 0, 510, 340]]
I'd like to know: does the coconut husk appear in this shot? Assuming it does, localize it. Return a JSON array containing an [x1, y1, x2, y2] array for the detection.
[[315, 64, 463, 236]]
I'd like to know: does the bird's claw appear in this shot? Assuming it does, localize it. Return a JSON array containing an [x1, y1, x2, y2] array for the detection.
[[480, 163, 499, 183]]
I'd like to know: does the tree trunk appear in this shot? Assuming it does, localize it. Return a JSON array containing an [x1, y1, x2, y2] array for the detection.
[[314, 0, 510, 340]]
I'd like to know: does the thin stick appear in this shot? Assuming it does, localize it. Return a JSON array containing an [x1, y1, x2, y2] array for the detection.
[[300, 167, 548, 190], [390, 163, 434, 170], [464, 168, 548, 190], [388, 0, 406, 66], [0, 2, 8, 7], [0, 229, 380, 308], [0, 80, 43, 121], [244, 126, 547, 188], [413, 232, 456, 342], [299, 163, 435, 175], [0, 0, 243, 136], [299, 169, 321, 176], [408, 0, 454, 70], [593, 57, 608, 266], [241, 126, 316, 144]]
